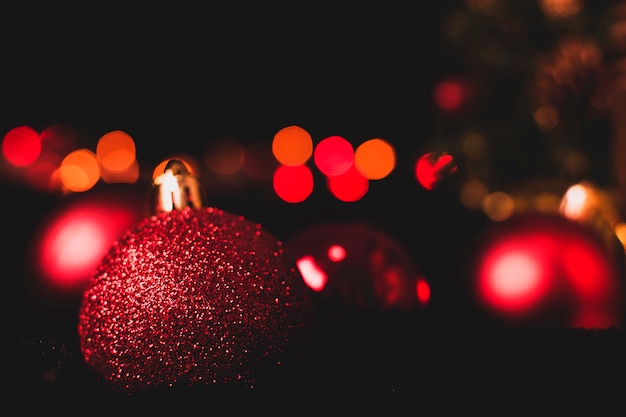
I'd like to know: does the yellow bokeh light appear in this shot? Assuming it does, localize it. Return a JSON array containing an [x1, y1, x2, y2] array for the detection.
[[354, 138, 396, 180]]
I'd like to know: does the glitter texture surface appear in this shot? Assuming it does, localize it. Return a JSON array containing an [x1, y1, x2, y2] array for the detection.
[[77, 206, 314, 393]]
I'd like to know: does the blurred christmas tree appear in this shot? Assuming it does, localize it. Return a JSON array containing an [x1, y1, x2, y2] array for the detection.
[[427, 0, 626, 224]]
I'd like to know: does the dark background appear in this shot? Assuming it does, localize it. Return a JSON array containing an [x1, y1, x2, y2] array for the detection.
[[2, 0, 626, 411], [1, 0, 446, 162]]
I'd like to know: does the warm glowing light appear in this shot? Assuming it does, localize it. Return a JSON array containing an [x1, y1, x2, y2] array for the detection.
[[101, 159, 140, 184], [354, 138, 395, 180], [615, 223, 626, 248], [26, 123, 80, 192], [96, 130, 136, 173], [60, 149, 101, 192], [28, 186, 145, 301], [534, 104, 559, 131], [327, 164, 369, 202], [560, 183, 590, 220], [460, 132, 487, 160], [153, 169, 180, 212], [314, 135, 354, 176], [272, 125, 313, 166], [482, 191, 515, 221], [477, 233, 554, 316], [296, 255, 327, 292], [327, 244, 346, 262], [152, 155, 197, 180], [273, 164, 314, 203], [490, 252, 542, 299], [204, 135, 245, 176], [434, 79, 464, 111], [416, 278, 431, 305], [539, 0, 582, 19], [471, 214, 623, 328], [460, 178, 488, 209], [2, 125, 41, 167], [415, 151, 457, 190]]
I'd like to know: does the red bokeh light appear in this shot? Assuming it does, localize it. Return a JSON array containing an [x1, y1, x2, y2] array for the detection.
[[434, 78, 467, 112], [328, 244, 346, 262], [416, 278, 431, 305], [273, 164, 314, 203], [415, 151, 457, 190], [469, 213, 623, 328], [2, 125, 42, 167], [326, 164, 369, 202], [296, 255, 328, 292], [27, 185, 145, 304], [313, 135, 354, 176]]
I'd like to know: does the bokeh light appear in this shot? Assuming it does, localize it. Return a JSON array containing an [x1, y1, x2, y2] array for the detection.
[[415, 151, 457, 190], [467, 213, 623, 329], [60, 149, 101, 192], [2, 125, 41, 167], [482, 191, 515, 221], [314, 135, 354, 176], [434, 79, 465, 112], [96, 130, 136, 173], [354, 138, 395, 180], [326, 164, 369, 202], [272, 125, 313, 166], [273, 164, 314, 203], [27, 184, 146, 305]]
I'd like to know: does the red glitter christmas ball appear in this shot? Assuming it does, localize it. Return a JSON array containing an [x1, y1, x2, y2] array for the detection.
[[77, 206, 314, 393]]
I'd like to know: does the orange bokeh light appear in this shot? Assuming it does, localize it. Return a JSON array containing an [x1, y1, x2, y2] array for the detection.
[[354, 138, 395, 180], [272, 125, 313, 166], [96, 130, 136, 173], [60, 149, 101, 192]]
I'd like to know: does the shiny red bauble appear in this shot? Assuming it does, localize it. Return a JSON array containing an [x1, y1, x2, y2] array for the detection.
[[78, 206, 314, 393]]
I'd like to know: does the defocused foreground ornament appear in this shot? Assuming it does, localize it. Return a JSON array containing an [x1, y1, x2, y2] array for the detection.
[[466, 213, 624, 329], [285, 220, 430, 312], [77, 160, 314, 393]]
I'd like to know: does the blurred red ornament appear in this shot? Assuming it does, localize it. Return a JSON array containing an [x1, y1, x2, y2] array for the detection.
[[27, 184, 145, 305], [77, 206, 314, 393], [415, 151, 457, 190], [285, 221, 429, 311], [467, 213, 624, 329]]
